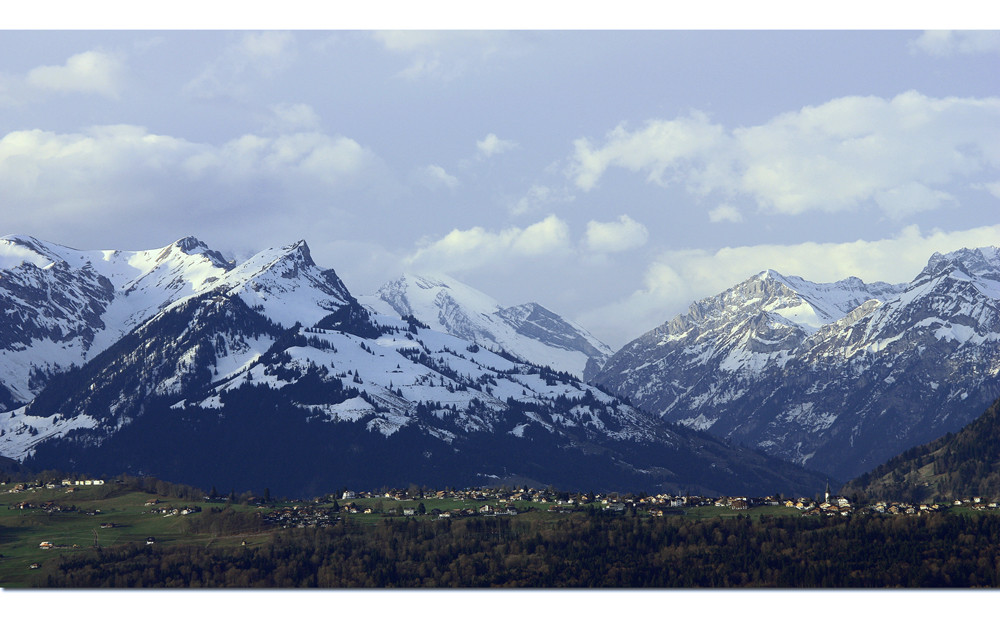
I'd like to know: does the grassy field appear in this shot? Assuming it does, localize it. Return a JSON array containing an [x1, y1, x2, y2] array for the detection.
[[0, 486, 546, 585], [0, 483, 261, 587], [0, 483, 811, 588]]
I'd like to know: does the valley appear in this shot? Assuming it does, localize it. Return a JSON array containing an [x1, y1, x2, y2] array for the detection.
[[5, 476, 1000, 588]]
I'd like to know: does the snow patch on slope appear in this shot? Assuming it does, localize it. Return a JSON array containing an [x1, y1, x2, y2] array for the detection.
[[362, 272, 611, 378]]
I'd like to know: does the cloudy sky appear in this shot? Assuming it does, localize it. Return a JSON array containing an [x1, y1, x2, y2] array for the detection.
[[2, 12, 999, 347]]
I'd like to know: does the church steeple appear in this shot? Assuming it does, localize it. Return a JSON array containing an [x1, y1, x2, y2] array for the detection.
[[825, 481, 831, 504]]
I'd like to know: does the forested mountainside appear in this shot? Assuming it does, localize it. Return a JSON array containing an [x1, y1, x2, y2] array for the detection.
[[843, 395, 1000, 503]]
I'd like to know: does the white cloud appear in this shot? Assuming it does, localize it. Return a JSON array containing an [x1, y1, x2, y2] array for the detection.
[[372, 31, 526, 81], [185, 31, 297, 100], [476, 133, 517, 158], [584, 215, 649, 253], [405, 215, 571, 273], [265, 102, 321, 133], [569, 91, 1000, 219], [513, 216, 571, 255], [372, 31, 446, 53], [26, 50, 125, 98], [414, 164, 459, 190], [1, 50, 127, 105], [0, 125, 387, 242], [708, 204, 743, 223], [909, 31, 1000, 56], [509, 184, 575, 215], [579, 224, 1000, 346], [570, 111, 726, 192], [873, 182, 956, 219], [187, 131, 380, 184], [656, 224, 1000, 302], [239, 31, 296, 67]]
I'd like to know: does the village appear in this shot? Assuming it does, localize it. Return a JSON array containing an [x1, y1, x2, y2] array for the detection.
[[219, 484, 1000, 527], [5, 477, 1000, 531], [6, 475, 1000, 578]]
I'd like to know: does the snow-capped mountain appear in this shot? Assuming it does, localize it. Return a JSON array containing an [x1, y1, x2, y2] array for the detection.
[[0, 235, 227, 407], [360, 273, 613, 380], [595, 247, 1000, 482], [0, 235, 358, 409], [0, 235, 825, 497]]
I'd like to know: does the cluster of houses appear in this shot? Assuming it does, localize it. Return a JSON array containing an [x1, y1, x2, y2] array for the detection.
[[331, 486, 1000, 520], [5, 477, 1000, 522], [952, 497, 1000, 511], [869, 501, 945, 515], [260, 500, 525, 526], [262, 504, 340, 528], [3, 478, 105, 494], [339, 487, 732, 509], [783, 496, 1000, 517], [866, 497, 1000, 515], [334, 487, 793, 517], [338, 488, 540, 503], [144, 498, 202, 517], [8, 499, 78, 514], [437, 504, 519, 518], [785, 496, 855, 516]]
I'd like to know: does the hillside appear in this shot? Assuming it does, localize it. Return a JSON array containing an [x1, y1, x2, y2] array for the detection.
[[843, 396, 1000, 503]]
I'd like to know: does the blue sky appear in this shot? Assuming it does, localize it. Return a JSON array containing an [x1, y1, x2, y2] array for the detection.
[[2, 6, 999, 346]]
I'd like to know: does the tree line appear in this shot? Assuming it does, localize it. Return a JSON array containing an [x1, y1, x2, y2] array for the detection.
[[33, 509, 1000, 588]]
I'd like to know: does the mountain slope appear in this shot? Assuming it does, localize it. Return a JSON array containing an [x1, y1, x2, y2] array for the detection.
[[0, 236, 826, 497], [361, 273, 613, 380], [0, 234, 233, 406], [595, 247, 1000, 482], [842, 396, 1000, 503]]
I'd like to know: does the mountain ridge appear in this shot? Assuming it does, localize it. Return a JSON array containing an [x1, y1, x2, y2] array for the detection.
[[595, 246, 1000, 482], [361, 272, 613, 380], [0, 234, 827, 497]]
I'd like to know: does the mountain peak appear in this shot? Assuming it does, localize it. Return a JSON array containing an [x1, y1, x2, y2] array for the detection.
[[155, 236, 231, 271], [173, 236, 207, 253], [0, 235, 71, 269], [402, 272, 460, 292], [367, 271, 611, 379], [919, 246, 1000, 281], [387, 272, 500, 313], [749, 268, 800, 289], [287, 240, 315, 266], [597, 244, 1000, 482], [1, 234, 46, 248]]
